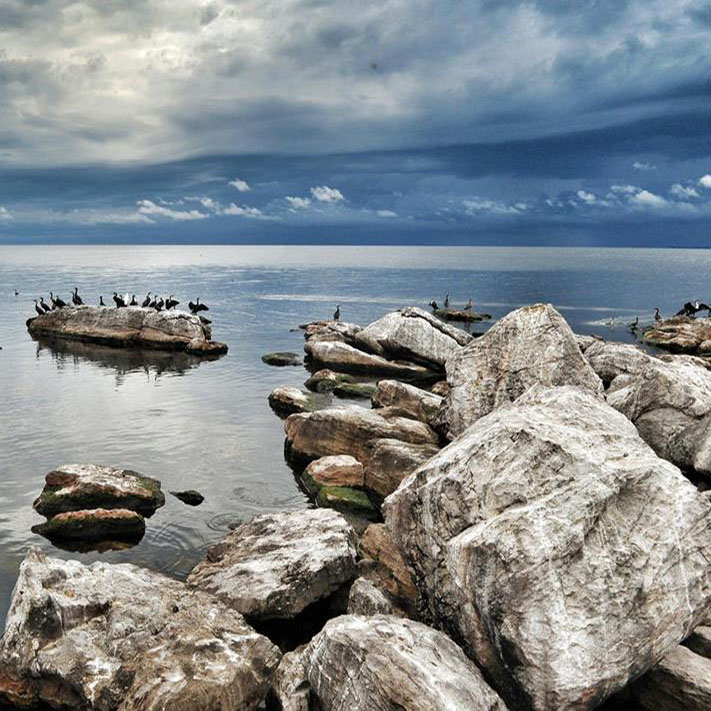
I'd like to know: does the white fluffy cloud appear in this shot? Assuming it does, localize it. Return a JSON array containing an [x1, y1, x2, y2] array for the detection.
[[700, 175, 711, 189], [632, 161, 656, 171], [463, 198, 521, 216], [285, 196, 311, 209], [229, 179, 251, 192], [0, 206, 13, 220], [222, 203, 264, 219], [310, 186, 344, 203], [137, 199, 207, 221], [376, 209, 397, 218], [670, 183, 699, 199], [631, 190, 667, 208], [576, 190, 596, 204]]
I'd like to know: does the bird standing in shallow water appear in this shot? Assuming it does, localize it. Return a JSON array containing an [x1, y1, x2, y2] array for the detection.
[[333, 305, 340, 321], [464, 298, 473, 311], [654, 307, 661, 321]]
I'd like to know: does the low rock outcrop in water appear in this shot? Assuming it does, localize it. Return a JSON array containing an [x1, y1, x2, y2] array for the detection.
[[27, 305, 227, 355], [433, 306, 491, 322], [0, 549, 280, 710], [385, 385, 711, 711], [187, 509, 358, 621], [272, 615, 508, 711], [32, 507, 146, 542], [643, 315, 711, 354]]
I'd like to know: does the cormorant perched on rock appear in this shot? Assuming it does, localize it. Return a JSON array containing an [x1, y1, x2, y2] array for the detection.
[[199, 314, 212, 325], [654, 307, 661, 321], [165, 295, 179, 310], [141, 293, 151, 308], [148, 296, 157, 308], [129, 295, 138, 306], [72, 287, 83, 306], [50, 292, 67, 309], [112, 292, 126, 308], [39, 297, 51, 313], [429, 299, 438, 311], [676, 301, 696, 317], [99, 295, 105, 306], [444, 294, 450, 308], [695, 299, 711, 317], [334, 305, 340, 321], [154, 297, 164, 311], [34, 300, 44, 316], [464, 298, 473, 311], [189, 298, 208, 314]]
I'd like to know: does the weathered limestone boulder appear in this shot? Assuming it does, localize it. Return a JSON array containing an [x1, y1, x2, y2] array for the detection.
[[0, 549, 280, 711], [262, 351, 303, 366], [185, 337, 228, 356], [268, 386, 321, 416], [316, 487, 379, 520], [363, 438, 440, 499], [32, 508, 145, 542], [305, 340, 435, 380], [371, 379, 443, 424], [685, 625, 711, 658], [358, 523, 418, 616], [284, 405, 439, 467], [272, 615, 508, 711], [304, 368, 353, 392], [303, 455, 364, 488], [27, 305, 226, 354], [353, 306, 470, 369], [575, 333, 601, 351], [33, 464, 165, 518], [643, 315, 711, 353], [187, 509, 358, 620], [583, 339, 658, 387], [385, 386, 711, 711], [272, 647, 311, 711], [631, 645, 711, 711], [606, 357, 711, 476], [347, 577, 396, 616], [430, 379, 450, 397], [436, 303, 604, 439], [302, 320, 362, 345]]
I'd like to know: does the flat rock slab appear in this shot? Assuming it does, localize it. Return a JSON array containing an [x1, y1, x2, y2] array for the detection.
[[385, 385, 711, 711], [0, 549, 280, 711], [434, 307, 491, 322], [371, 379, 442, 424], [262, 351, 303, 366], [33, 463, 165, 517], [187, 509, 358, 620], [31, 507, 145, 541], [643, 316, 711, 353], [304, 455, 364, 488], [274, 615, 508, 711], [436, 303, 603, 439], [27, 305, 224, 354], [284, 405, 439, 466]]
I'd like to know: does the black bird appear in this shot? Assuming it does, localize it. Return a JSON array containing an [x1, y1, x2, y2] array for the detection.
[[39, 297, 51, 313], [99, 295, 105, 306], [51, 292, 67, 309], [14, 289, 19, 296], [166, 295, 179, 310], [148, 296, 157, 308], [654, 307, 662, 322], [676, 301, 696, 317], [199, 314, 212, 325], [429, 299, 439, 311], [141, 292, 152, 308], [112, 292, 126, 308], [628, 317, 639, 333], [129, 295, 138, 306], [444, 294, 450, 308], [72, 287, 83, 306], [154, 297, 164, 311], [464, 298, 473, 311], [334, 305, 341, 321], [34, 299, 44, 316], [695, 299, 711, 317], [189, 298, 208, 314]]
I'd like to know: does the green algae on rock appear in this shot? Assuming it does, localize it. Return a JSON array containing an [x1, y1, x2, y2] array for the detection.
[[32, 508, 145, 542]]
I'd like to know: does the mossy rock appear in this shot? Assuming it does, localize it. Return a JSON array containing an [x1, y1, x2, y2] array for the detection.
[[32, 508, 145, 542], [261, 351, 303, 367], [304, 369, 354, 393], [333, 382, 377, 399], [317, 486, 379, 520]]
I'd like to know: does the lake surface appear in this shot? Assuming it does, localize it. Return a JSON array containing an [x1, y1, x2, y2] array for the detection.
[[1, 244, 709, 627]]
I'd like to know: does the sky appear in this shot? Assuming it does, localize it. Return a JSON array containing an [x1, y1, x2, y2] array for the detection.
[[0, 0, 710, 245]]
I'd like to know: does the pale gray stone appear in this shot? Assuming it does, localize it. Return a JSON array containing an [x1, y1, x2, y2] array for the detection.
[[347, 578, 395, 616], [371, 379, 443, 424], [364, 438, 440, 499]]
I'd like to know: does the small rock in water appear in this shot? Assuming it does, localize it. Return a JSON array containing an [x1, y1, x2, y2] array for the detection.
[[303, 455, 365, 488], [332, 381, 377, 399], [170, 489, 205, 506], [304, 368, 354, 392], [261, 351, 303, 366], [31, 507, 145, 542], [268, 386, 321, 416]]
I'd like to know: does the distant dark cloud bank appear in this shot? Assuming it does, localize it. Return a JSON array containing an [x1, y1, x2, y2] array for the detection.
[[1, 0, 710, 246]]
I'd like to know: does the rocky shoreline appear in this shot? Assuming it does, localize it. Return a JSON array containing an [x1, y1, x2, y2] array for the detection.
[[1, 303, 710, 710]]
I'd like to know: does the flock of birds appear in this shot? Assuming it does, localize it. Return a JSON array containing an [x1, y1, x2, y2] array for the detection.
[[428, 294, 473, 311], [30, 288, 211, 323]]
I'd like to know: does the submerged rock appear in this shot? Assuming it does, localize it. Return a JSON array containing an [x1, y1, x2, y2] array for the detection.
[[27, 305, 224, 354], [436, 303, 603, 439], [284, 405, 439, 467], [31, 507, 145, 542], [170, 489, 205, 506], [0, 549, 280, 711], [385, 386, 711, 711], [643, 315, 711, 353], [187, 509, 358, 620], [316, 486, 379, 520], [305, 340, 436, 380], [332, 381, 377, 399], [268, 386, 321, 416], [353, 306, 470, 369], [262, 351, 303, 367], [33, 464, 165, 518], [371, 379, 443, 424], [304, 368, 353, 392], [272, 615, 508, 711]]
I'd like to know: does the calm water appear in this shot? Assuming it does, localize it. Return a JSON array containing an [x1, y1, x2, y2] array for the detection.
[[0, 244, 709, 627]]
